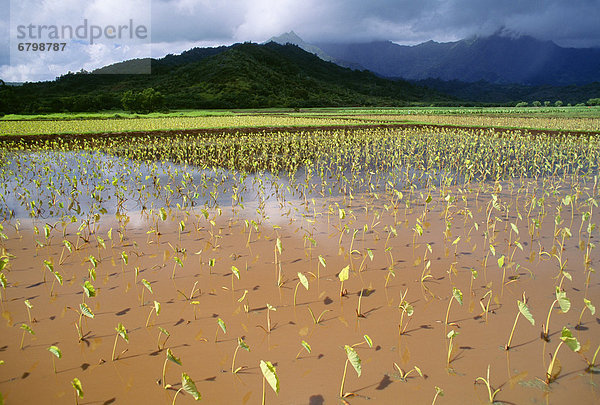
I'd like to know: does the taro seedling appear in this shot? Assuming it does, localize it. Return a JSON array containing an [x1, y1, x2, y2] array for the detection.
[[140, 278, 153, 305], [339, 345, 361, 398], [474, 365, 501, 403], [293, 272, 309, 307], [446, 330, 459, 367], [541, 287, 570, 341], [307, 307, 331, 325], [71, 377, 84, 405], [295, 340, 312, 360], [157, 327, 170, 351], [432, 386, 444, 405], [444, 287, 463, 333], [215, 317, 227, 343], [231, 265, 240, 292], [48, 345, 61, 373], [171, 256, 184, 280], [67, 303, 94, 341], [146, 300, 161, 327], [392, 363, 423, 382], [338, 265, 350, 297], [111, 323, 129, 361], [24, 300, 33, 324], [19, 323, 34, 350], [260, 360, 279, 405], [231, 337, 250, 373], [171, 372, 200, 404], [398, 290, 414, 335], [577, 298, 595, 327], [546, 327, 581, 383], [162, 348, 182, 389], [505, 297, 535, 350]]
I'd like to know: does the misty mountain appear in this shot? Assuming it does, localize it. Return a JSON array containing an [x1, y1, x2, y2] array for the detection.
[[315, 34, 600, 86], [266, 31, 363, 71]]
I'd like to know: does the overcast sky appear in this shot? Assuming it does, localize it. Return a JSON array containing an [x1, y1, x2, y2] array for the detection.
[[1, 0, 599, 82]]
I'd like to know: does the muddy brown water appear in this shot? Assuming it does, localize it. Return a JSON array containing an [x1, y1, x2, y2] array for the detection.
[[1, 181, 599, 404]]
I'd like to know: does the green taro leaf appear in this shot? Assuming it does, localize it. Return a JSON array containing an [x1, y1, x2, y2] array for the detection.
[[154, 301, 161, 315], [43, 260, 53, 272], [452, 287, 463, 305], [344, 345, 362, 377], [160, 207, 168, 221], [318, 255, 326, 268], [497, 255, 505, 268], [231, 265, 240, 280], [83, 281, 95, 298], [260, 360, 280, 394], [116, 323, 128, 342], [363, 335, 373, 348], [338, 265, 350, 282], [560, 327, 581, 352], [217, 318, 227, 334], [0, 272, 6, 289], [301, 340, 311, 354], [167, 348, 182, 365], [121, 251, 128, 265], [20, 323, 34, 335], [24, 299, 33, 309], [555, 287, 571, 313], [298, 272, 309, 290], [79, 303, 94, 319], [174, 257, 184, 267], [0, 258, 8, 272], [584, 298, 596, 315], [158, 327, 170, 337], [52, 270, 63, 285], [181, 372, 201, 400], [71, 378, 84, 398], [48, 345, 62, 358], [238, 337, 250, 352], [518, 300, 535, 325], [276, 238, 283, 255], [141, 279, 153, 294], [88, 255, 98, 269]]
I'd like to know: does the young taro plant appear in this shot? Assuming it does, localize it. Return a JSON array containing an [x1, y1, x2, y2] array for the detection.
[[505, 297, 535, 350], [339, 345, 361, 398], [259, 360, 279, 405], [295, 340, 312, 360], [19, 323, 34, 350], [171, 372, 200, 404], [542, 287, 570, 341], [577, 298, 595, 328], [446, 330, 459, 368], [231, 337, 250, 374], [146, 300, 161, 327], [157, 326, 170, 351], [162, 348, 182, 389], [546, 327, 581, 383], [393, 363, 423, 382], [48, 345, 61, 373], [293, 272, 309, 307], [338, 265, 350, 297], [215, 318, 227, 343], [398, 290, 414, 336], [445, 287, 463, 334], [475, 365, 501, 404], [72, 377, 84, 405], [111, 323, 129, 361]]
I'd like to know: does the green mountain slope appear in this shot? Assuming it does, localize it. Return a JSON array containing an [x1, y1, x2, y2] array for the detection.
[[0, 42, 451, 113]]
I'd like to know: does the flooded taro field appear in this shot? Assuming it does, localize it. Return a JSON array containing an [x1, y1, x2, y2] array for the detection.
[[0, 124, 599, 404]]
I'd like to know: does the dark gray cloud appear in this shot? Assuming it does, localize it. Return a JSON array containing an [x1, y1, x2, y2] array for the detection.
[[2, 0, 599, 81]]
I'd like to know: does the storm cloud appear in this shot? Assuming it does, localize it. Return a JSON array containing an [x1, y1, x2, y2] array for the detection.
[[2, 0, 599, 82]]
